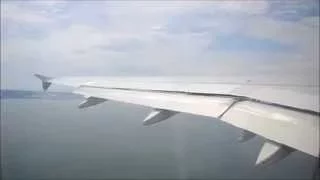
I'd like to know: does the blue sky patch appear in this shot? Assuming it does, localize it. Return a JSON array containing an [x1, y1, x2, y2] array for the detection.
[[209, 34, 295, 52], [268, 0, 319, 22]]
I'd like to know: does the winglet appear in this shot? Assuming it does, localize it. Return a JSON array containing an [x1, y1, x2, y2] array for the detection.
[[34, 73, 53, 91]]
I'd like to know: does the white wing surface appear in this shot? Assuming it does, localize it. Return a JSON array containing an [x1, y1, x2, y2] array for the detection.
[[34, 74, 319, 166]]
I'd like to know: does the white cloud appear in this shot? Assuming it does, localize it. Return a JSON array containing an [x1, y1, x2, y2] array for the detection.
[[1, 1, 319, 90], [1, 2, 52, 23], [213, 0, 268, 15]]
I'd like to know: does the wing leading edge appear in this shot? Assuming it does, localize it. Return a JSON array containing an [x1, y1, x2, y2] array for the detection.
[[34, 74, 319, 166]]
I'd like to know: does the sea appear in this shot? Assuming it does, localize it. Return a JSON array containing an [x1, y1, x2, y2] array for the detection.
[[0, 90, 317, 179]]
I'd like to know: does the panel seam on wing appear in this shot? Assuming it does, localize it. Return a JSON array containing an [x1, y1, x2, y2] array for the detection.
[[79, 85, 320, 116]]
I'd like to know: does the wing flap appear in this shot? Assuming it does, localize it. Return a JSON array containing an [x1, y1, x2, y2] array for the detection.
[[221, 101, 319, 157]]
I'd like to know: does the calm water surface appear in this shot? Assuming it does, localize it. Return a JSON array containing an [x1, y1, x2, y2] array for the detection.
[[1, 99, 317, 179]]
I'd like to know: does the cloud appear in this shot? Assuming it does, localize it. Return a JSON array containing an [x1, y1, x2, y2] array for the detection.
[[1, 1, 319, 90], [1, 2, 52, 23], [213, 0, 269, 15]]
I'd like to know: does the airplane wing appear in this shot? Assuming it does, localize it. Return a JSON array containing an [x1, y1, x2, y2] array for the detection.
[[34, 73, 319, 166]]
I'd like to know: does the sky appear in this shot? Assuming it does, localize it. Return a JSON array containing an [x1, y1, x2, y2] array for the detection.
[[1, 0, 319, 90]]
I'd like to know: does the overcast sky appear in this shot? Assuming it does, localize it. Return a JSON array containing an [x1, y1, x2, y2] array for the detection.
[[1, 0, 319, 90]]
